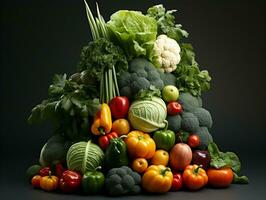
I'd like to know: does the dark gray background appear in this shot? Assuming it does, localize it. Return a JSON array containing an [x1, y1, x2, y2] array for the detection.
[[1, 0, 266, 199]]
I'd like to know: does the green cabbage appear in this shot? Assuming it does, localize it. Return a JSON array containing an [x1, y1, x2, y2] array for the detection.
[[66, 140, 104, 174], [128, 97, 167, 133], [107, 10, 157, 61]]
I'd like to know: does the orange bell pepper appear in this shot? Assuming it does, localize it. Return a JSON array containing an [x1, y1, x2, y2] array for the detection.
[[125, 130, 156, 159], [182, 164, 208, 190], [142, 165, 173, 193], [91, 103, 112, 135]]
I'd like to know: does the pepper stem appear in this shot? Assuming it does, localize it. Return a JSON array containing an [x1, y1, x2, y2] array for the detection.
[[178, 134, 183, 143], [160, 168, 170, 176], [119, 135, 127, 140], [163, 120, 169, 131], [194, 165, 202, 174], [98, 127, 105, 135], [48, 171, 52, 178]]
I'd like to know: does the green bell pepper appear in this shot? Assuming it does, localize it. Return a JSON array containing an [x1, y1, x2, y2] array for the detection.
[[153, 129, 175, 151], [82, 169, 105, 194], [105, 136, 129, 169]]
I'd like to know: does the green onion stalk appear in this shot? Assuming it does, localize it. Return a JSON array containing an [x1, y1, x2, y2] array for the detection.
[[84, 0, 120, 103]]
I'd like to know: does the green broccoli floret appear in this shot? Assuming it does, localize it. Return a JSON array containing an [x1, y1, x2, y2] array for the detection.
[[167, 115, 182, 132], [195, 126, 213, 150], [181, 112, 200, 133], [178, 92, 202, 112], [105, 166, 141, 196], [118, 58, 164, 99], [159, 71, 177, 86], [193, 108, 213, 129]]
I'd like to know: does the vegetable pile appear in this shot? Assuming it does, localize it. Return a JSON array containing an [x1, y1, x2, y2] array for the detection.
[[26, 2, 248, 196]]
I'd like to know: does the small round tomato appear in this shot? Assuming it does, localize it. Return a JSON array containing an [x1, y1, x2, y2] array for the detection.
[[31, 175, 42, 188], [132, 158, 148, 174], [167, 102, 182, 115], [111, 119, 130, 136], [188, 134, 200, 148], [171, 173, 183, 191], [207, 168, 234, 188], [151, 150, 169, 166]]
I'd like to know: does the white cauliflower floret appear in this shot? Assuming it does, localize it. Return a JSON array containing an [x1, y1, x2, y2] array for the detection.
[[154, 34, 181, 73]]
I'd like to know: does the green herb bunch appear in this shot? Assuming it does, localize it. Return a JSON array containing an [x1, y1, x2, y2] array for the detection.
[[28, 74, 100, 141]]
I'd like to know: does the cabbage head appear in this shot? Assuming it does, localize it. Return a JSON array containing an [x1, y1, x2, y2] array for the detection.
[[128, 97, 167, 133], [66, 140, 104, 174]]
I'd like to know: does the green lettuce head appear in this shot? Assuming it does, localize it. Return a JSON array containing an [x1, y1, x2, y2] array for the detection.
[[107, 10, 157, 61]]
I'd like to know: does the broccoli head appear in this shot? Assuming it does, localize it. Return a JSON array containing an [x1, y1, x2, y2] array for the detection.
[[181, 112, 200, 133], [167, 114, 182, 132], [118, 58, 164, 99], [193, 108, 213, 129], [105, 166, 141, 196], [158, 71, 177, 86], [178, 92, 202, 112]]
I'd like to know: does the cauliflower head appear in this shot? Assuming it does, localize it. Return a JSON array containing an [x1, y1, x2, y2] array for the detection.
[[154, 34, 181, 72]]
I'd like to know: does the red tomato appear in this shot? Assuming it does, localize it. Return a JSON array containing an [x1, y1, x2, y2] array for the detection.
[[31, 175, 42, 188], [98, 132, 119, 150], [167, 102, 182, 115], [207, 168, 234, 188], [171, 173, 183, 191], [188, 134, 200, 148]]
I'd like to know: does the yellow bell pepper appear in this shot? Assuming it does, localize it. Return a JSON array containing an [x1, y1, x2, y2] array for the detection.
[[125, 131, 156, 159], [91, 103, 112, 135], [141, 165, 173, 193]]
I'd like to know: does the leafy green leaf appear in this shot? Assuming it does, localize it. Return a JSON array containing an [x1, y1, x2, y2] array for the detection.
[[28, 73, 100, 141], [208, 142, 220, 158], [174, 43, 211, 96], [147, 4, 188, 41], [225, 152, 241, 173], [134, 85, 161, 100], [233, 173, 249, 184]]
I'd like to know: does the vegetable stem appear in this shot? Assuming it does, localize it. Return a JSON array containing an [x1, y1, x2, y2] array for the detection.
[[100, 71, 104, 103], [105, 71, 109, 102], [108, 69, 113, 101], [112, 65, 120, 96]]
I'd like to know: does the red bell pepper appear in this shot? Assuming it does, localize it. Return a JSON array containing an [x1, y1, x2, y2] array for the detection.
[[59, 170, 81, 193], [98, 132, 119, 150], [109, 96, 129, 119], [39, 167, 50, 177], [171, 173, 183, 191]]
